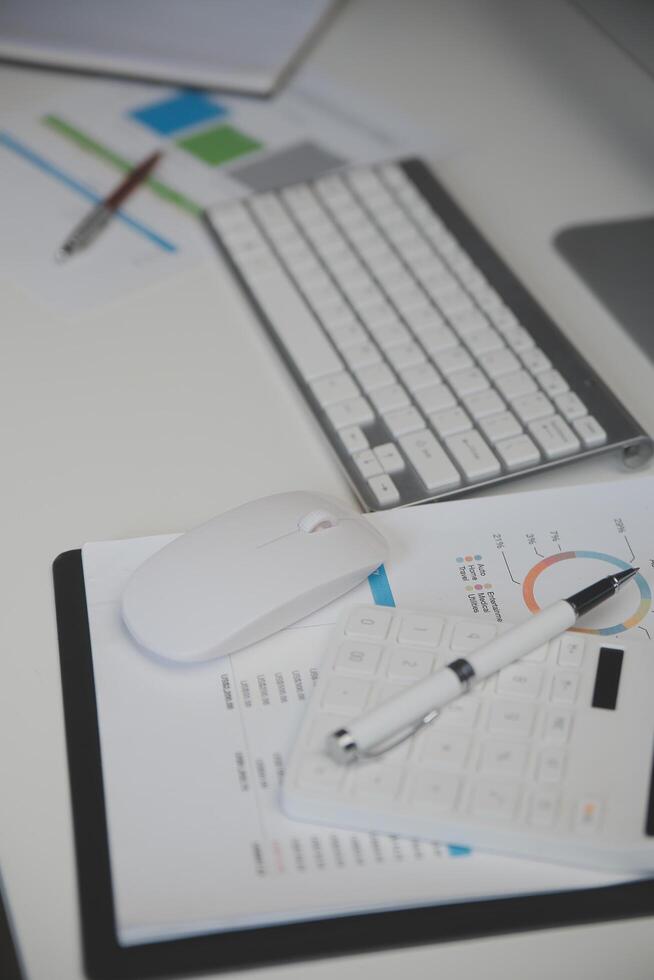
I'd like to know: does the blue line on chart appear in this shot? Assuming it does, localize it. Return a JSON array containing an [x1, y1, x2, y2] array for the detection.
[[0, 131, 177, 253]]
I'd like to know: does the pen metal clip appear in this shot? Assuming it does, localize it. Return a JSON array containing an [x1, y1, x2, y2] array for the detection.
[[332, 708, 440, 764]]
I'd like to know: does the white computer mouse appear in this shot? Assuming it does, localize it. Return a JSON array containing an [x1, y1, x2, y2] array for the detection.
[[121, 491, 389, 663]]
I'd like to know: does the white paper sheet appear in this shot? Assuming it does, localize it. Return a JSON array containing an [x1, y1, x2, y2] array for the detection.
[[81, 476, 654, 945], [0, 72, 427, 314]]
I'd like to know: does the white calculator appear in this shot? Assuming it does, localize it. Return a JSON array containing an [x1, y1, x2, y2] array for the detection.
[[283, 605, 654, 873]]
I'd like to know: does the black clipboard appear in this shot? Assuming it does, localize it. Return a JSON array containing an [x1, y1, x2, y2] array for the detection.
[[54, 549, 654, 980]]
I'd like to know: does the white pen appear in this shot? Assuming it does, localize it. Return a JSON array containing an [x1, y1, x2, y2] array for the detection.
[[326, 567, 638, 764]]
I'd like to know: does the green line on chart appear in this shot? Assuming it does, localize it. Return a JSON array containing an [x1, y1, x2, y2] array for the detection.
[[42, 114, 203, 217]]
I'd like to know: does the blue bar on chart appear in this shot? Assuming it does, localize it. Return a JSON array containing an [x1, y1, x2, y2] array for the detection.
[[130, 91, 228, 136]]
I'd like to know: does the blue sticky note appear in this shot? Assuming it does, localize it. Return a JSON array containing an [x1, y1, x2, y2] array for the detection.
[[130, 92, 228, 136]]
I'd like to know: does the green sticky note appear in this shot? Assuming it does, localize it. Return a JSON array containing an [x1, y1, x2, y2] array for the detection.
[[177, 125, 262, 166]]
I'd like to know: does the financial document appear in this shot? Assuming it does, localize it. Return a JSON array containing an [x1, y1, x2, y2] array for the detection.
[[81, 476, 654, 945]]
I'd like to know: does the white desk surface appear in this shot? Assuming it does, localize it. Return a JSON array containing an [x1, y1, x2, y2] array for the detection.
[[2, 1, 653, 977]]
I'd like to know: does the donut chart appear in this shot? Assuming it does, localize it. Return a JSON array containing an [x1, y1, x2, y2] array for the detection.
[[522, 550, 651, 635]]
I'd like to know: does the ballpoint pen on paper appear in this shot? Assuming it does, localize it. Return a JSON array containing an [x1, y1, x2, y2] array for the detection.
[[55, 150, 162, 261], [327, 566, 639, 764]]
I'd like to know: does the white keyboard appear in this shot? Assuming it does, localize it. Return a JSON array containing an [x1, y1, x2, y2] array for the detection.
[[205, 159, 651, 510], [283, 605, 654, 872]]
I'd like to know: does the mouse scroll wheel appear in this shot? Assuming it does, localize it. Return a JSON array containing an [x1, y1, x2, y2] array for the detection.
[[298, 510, 340, 533]]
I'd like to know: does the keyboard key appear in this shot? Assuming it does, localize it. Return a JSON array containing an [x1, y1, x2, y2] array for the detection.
[[497, 663, 543, 699], [400, 430, 461, 491], [410, 771, 461, 811], [511, 392, 554, 424], [326, 396, 374, 429], [311, 372, 359, 407], [504, 326, 534, 353], [335, 641, 383, 675], [322, 676, 372, 713], [373, 442, 405, 474], [353, 448, 384, 479], [371, 384, 411, 414], [356, 362, 395, 392], [521, 347, 551, 375], [528, 415, 580, 459], [538, 747, 566, 783], [495, 370, 538, 401], [465, 327, 503, 355], [418, 324, 459, 354], [451, 621, 497, 651], [449, 368, 489, 397], [529, 792, 559, 829], [353, 764, 404, 801], [573, 415, 607, 448], [479, 410, 522, 444], [479, 741, 529, 777], [345, 607, 393, 640], [487, 700, 536, 737], [421, 731, 471, 768], [543, 709, 573, 744], [338, 425, 368, 454], [464, 388, 505, 420], [470, 781, 520, 820], [495, 433, 541, 470], [430, 407, 472, 438], [554, 391, 587, 421], [538, 369, 569, 398], [383, 406, 425, 437], [342, 341, 382, 370], [398, 614, 444, 647], [387, 648, 434, 681], [433, 346, 473, 376], [297, 754, 345, 791], [558, 635, 585, 667], [400, 362, 440, 392], [415, 383, 457, 414], [386, 341, 426, 371], [550, 671, 579, 704], [445, 430, 501, 480], [242, 272, 342, 380], [368, 473, 401, 506], [483, 347, 521, 379]]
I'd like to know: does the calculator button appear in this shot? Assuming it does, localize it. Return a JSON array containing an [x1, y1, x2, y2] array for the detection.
[[537, 747, 566, 784], [345, 607, 392, 640], [398, 614, 444, 647], [353, 764, 404, 801], [573, 797, 603, 833], [322, 676, 372, 713], [450, 621, 497, 652], [497, 663, 543, 699], [410, 771, 462, 811], [470, 781, 520, 820], [522, 643, 548, 663], [335, 641, 382, 676], [420, 731, 471, 769], [487, 700, 536, 738], [297, 755, 345, 791], [550, 671, 579, 704], [543, 709, 573, 744], [438, 696, 480, 729], [387, 649, 435, 682], [479, 740, 529, 777], [557, 635, 585, 667], [529, 792, 559, 829]]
